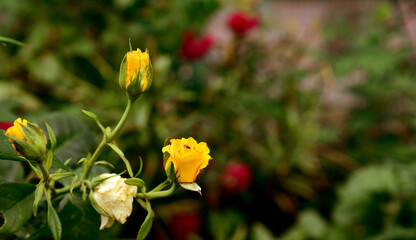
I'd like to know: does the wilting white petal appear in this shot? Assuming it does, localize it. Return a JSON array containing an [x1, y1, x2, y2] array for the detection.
[[99, 215, 115, 230], [93, 173, 137, 230]]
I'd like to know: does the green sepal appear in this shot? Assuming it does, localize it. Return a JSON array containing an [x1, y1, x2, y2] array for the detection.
[[23, 157, 42, 178], [45, 150, 53, 170], [20, 123, 47, 159], [124, 178, 145, 188], [135, 156, 143, 177], [162, 137, 171, 167], [180, 182, 202, 196], [166, 162, 177, 182], [7, 135, 42, 161], [119, 53, 127, 90], [32, 181, 45, 217], [143, 48, 153, 93], [45, 122, 56, 150], [88, 190, 108, 217]]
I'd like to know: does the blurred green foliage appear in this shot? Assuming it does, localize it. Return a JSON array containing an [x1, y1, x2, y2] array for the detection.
[[2, 0, 416, 240]]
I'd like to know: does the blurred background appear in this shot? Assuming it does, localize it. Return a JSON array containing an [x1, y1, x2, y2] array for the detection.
[[2, 0, 416, 239]]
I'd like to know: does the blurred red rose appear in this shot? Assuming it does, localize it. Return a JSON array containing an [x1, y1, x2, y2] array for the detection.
[[169, 212, 202, 240], [0, 122, 13, 131], [181, 31, 214, 60], [220, 161, 253, 195], [227, 11, 259, 36]]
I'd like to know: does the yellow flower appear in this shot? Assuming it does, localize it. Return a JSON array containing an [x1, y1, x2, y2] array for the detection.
[[5, 118, 28, 142], [5, 118, 47, 161], [119, 47, 153, 98], [92, 173, 137, 230], [126, 48, 149, 91], [162, 137, 212, 183]]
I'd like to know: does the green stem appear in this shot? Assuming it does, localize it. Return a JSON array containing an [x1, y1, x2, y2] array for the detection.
[[54, 181, 81, 195], [149, 179, 169, 193], [81, 94, 134, 181], [108, 94, 133, 141], [38, 160, 51, 188], [136, 183, 176, 200]]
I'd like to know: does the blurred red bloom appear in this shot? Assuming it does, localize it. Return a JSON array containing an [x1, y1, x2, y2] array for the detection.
[[180, 31, 214, 60], [0, 122, 13, 131], [220, 161, 253, 195], [169, 212, 202, 240], [227, 11, 259, 35]]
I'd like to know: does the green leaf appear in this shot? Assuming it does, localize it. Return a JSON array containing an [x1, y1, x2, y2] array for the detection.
[[124, 178, 145, 187], [33, 181, 45, 216], [0, 182, 36, 234], [36, 113, 94, 167], [180, 182, 202, 195], [0, 130, 23, 162], [137, 203, 154, 240], [81, 110, 106, 134], [48, 204, 62, 240], [52, 154, 69, 171], [50, 172, 75, 181], [251, 222, 275, 240], [0, 161, 24, 182], [0, 36, 25, 47], [107, 142, 134, 177], [59, 195, 100, 240]]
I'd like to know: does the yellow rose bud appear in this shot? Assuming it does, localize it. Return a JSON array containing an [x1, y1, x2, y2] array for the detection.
[[119, 48, 153, 99], [5, 118, 47, 161], [92, 173, 137, 230], [162, 137, 212, 183]]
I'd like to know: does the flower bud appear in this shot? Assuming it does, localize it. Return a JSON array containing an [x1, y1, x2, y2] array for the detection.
[[119, 48, 153, 99], [162, 137, 212, 183], [5, 118, 47, 161], [92, 173, 137, 230]]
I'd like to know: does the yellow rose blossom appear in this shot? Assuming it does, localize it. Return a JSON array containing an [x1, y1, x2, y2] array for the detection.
[[5, 118, 28, 142], [5, 118, 47, 161], [125, 48, 149, 91], [162, 137, 212, 183]]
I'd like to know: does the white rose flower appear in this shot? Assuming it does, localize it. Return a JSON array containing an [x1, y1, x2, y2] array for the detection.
[[92, 173, 137, 230]]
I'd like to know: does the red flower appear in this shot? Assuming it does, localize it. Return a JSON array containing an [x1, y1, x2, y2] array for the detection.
[[0, 122, 13, 131], [220, 161, 253, 195], [169, 212, 202, 240], [180, 31, 214, 60], [227, 11, 259, 36]]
